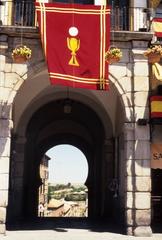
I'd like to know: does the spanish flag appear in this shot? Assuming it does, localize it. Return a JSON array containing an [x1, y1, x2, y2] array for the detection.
[[152, 18, 162, 37], [150, 96, 162, 118], [35, 2, 110, 90]]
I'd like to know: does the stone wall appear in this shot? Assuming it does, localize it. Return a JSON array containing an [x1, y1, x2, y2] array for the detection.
[[0, 35, 11, 234], [125, 42, 151, 237], [109, 39, 152, 236], [0, 29, 43, 234], [0, 27, 153, 236]]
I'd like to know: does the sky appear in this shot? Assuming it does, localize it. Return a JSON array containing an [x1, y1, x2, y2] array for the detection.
[[46, 144, 88, 184]]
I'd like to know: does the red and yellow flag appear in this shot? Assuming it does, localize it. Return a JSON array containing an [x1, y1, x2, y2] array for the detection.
[[35, 2, 110, 90], [150, 96, 162, 118], [152, 18, 162, 37]]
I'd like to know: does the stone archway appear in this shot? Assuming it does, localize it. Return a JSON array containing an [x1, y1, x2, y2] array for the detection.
[[0, 24, 153, 236], [8, 97, 117, 222], [6, 63, 130, 231], [4, 57, 152, 236]]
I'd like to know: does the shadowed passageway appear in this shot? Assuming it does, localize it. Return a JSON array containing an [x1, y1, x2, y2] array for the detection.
[[7, 217, 124, 234]]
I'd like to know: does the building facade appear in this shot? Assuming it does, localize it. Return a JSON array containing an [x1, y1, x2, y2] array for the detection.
[[38, 154, 50, 216], [0, 0, 162, 237]]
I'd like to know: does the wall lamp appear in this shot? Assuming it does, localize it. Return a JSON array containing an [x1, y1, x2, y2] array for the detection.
[[63, 99, 72, 114]]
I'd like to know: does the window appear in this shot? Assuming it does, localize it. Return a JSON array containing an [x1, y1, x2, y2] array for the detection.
[[109, 0, 128, 7], [14, 0, 35, 26], [110, 0, 129, 30]]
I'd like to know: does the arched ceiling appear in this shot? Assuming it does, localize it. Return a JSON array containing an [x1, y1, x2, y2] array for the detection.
[[26, 98, 105, 159], [13, 68, 124, 138]]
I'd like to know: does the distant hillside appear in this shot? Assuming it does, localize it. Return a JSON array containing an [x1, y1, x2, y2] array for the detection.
[[48, 183, 87, 202], [49, 182, 86, 187]]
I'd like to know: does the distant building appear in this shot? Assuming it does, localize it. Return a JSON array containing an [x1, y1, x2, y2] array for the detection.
[[48, 198, 64, 217], [38, 154, 50, 216]]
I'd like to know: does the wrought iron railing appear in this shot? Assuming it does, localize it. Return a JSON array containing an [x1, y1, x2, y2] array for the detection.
[[0, 1, 150, 32], [0, 1, 35, 26], [111, 6, 150, 31]]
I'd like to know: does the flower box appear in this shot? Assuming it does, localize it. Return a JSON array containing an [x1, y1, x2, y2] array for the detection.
[[148, 53, 161, 64], [12, 45, 32, 63], [144, 45, 162, 64], [12, 55, 29, 63], [105, 47, 122, 64]]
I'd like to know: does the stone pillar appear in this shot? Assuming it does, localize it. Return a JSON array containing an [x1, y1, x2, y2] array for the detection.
[[8, 136, 26, 221], [0, 116, 13, 234], [103, 139, 114, 185], [102, 139, 114, 218], [0, 34, 27, 234], [125, 123, 152, 236], [0, 36, 12, 234], [124, 41, 152, 237]]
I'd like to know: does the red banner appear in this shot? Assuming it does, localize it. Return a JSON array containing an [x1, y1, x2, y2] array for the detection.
[[35, 2, 110, 90]]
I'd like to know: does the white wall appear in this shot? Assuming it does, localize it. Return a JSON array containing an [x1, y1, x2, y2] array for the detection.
[[94, 0, 106, 5], [131, 0, 147, 8]]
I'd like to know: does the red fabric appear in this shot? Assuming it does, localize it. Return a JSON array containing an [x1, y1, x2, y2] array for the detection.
[[155, 32, 162, 37], [150, 96, 162, 101], [151, 112, 162, 118], [35, 2, 110, 90], [152, 18, 162, 22], [150, 96, 162, 118]]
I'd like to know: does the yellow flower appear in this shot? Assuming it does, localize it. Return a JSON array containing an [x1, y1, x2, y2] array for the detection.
[[12, 45, 32, 59], [105, 47, 122, 59]]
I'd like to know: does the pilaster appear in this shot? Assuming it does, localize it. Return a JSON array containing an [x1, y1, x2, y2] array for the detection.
[[124, 41, 152, 237], [0, 108, 13, 234], [8, 136, 26, 220]]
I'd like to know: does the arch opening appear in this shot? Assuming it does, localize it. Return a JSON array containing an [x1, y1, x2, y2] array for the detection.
[[38, 144, 88, 218], [7, 71, 127, 231], [8, 97, 120, 224]]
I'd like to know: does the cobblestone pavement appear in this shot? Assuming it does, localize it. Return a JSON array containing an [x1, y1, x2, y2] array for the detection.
[[1, 219, 162, 240]]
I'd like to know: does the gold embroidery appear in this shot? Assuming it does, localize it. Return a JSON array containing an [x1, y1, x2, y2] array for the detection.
[[67, 37, 80, 66], [49, 72, 109, 85]]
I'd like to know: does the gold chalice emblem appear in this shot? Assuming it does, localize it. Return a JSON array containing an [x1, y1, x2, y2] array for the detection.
[[67, 27, 80, 67]]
